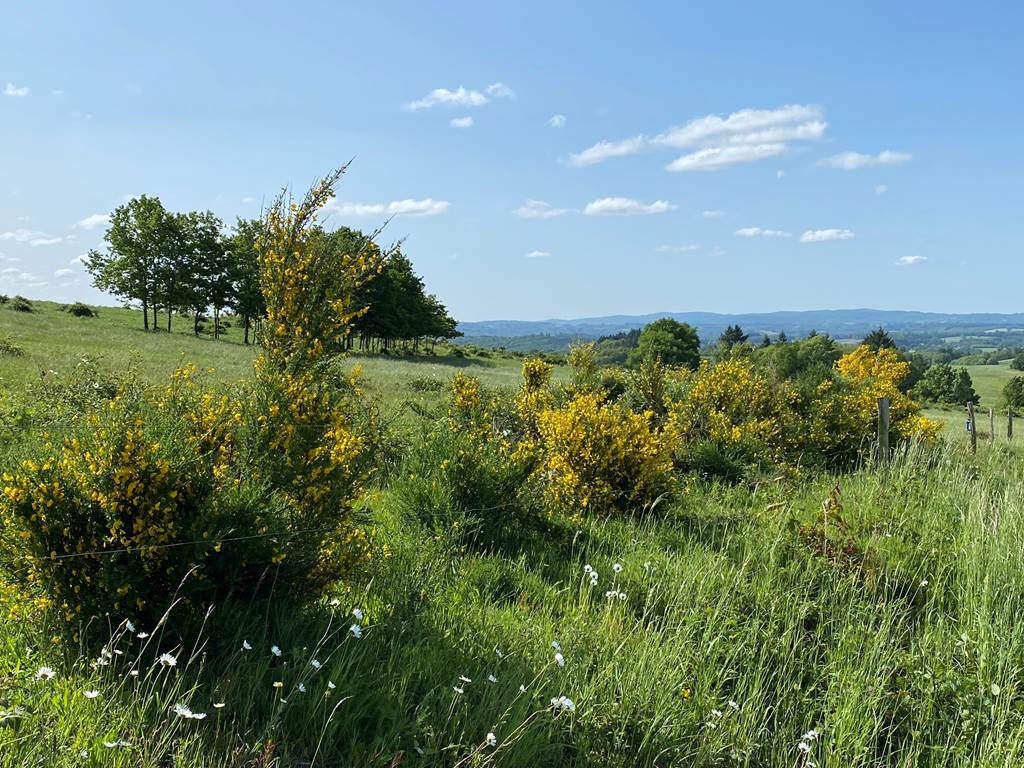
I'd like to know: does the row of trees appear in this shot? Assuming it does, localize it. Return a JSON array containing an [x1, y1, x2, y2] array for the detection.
[[86, 195, 460, 349]]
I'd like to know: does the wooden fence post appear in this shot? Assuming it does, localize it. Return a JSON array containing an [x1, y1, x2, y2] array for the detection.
[[877, 397, 890, 463], [967, 401, 977, 454]]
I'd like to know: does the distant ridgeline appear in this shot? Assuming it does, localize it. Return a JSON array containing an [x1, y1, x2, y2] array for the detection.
[[455, 309, 1024, 354]]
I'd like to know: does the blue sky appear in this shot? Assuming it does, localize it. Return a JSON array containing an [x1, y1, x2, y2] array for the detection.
[[1, 1, 1021, 321]]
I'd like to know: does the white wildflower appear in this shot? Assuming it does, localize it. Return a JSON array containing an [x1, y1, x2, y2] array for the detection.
[[158, 652, 177, 668], [270, 645, 282, 657], [349, 624, 362, 639], [583, 564, 593, 574], [618, 592, 627, 601], [213, 702, 225, 709], [83, 690, 100, 699], [103, 740, 130, 748], [613, 563, 623, 573], [136, 632, 149, 639], [798, 742, 812, 754], [459, 675, 472, 683], [554, 652, 565, 667], [728, 700, 739, 710], [242, 640, 252, 651], [352, 607, 364, 620], [486, 732, 497, 747], [125, 620, 136, 633], [453, 686, 464, 695], [329, 598, 341, 607], [310, 659, 322, 669], [550, 695, 576, 713], [35, 666, 56, 681], [298, 683, 307, 693], [487, 674, 497, 683], [327, 681, 336, 690], [551, 640, 561, 651], [519, 684, 527, 693], [711, 709, 723, 718]]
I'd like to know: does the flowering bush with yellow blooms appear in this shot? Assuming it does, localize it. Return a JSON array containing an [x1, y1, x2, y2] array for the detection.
[[0, 168, 382, 627], [805, 345, 940, 463], [532, 393, 676, 519], [669, 358, 795, 468]]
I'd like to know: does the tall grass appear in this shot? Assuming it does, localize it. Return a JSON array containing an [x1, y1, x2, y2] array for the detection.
[[3, 443, 1024, 765]]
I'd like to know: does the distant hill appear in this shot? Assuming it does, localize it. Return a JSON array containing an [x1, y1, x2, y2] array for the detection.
[[456, 309, 1024, 352]]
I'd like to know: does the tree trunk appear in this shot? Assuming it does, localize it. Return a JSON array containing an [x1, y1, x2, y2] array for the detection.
[[142, 300, 149, 331], [194, 310, 200, 336], [167, 308, 172, 334], [244, 316, 250, 345], [214, 306, 220, 340]]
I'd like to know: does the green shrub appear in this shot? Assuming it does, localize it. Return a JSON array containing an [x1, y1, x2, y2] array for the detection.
[[0, 336, 24, 357], [409, 376, 445, 393], [1004, 376, 1024, 409], [389, 421, 536, 548], [63, 302, 97, 318], [8, 295, 33, 313]]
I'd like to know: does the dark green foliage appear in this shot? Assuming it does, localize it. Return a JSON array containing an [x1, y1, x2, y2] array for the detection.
[[63, 302, 97, 318], [912, 363, 980, 405], [389, 422, 537, 549], [718, 324, 748, 349], [8, 295, 33, 313], [628, 318, 700, 369], [0, 336, 24, 357], [755, 332, 840, 388], [863, 327, 896, 350], [1004, 376, 1024, 409], [1011, 352, 1024, 371]]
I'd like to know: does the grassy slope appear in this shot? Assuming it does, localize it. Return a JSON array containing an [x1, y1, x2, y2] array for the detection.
[[5, 302, 1024, 765], [0, 300, 563, 429]]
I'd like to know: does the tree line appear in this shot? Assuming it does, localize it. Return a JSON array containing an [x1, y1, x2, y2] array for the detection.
[[85, 195, 460, 349]]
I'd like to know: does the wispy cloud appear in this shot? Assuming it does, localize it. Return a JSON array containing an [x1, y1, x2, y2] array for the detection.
[[583, 197, 676, 216], [568, 104, 826, 170], [74, 213, 110, 230], [450, 116, 474, 128], [4, 83, 29, 97], [818, 150, 911, 170], [547, 114, 566, 128], [668, 144, 787, 172], [735, 227, 791, 238], [512, 199, 574, 219], [54, 267, 75, 277], [0, 228, 64, 246], [656, 244, 700, 253], [326, 199, 450, 217], [406, 83, 514, 111], [800, 228, 855, 243], [241, 196, 256, 204], [875, 184, 888, 195], [896, 255, 927, 266], [702, 210, 726, 218], [524, 250, 551, 259]]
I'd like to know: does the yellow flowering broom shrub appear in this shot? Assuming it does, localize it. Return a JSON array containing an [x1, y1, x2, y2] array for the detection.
[[805, 345, 940, 462], [669, 358, 794, 468], [532, 393, 676, 519], [0, 167, 383, 625]]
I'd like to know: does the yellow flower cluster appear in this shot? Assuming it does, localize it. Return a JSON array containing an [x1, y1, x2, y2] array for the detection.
[[670, 359, 793, 464], [532, 393, 675, 518]]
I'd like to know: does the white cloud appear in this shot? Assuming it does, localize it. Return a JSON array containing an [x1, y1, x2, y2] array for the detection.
[[818, 150, 911, 170], [800, 228, 855, 243], [547, 114, 566, 128], [777, 170, 785, 179], [54, 267, 74, 277], [4, 83, 29, 97], [406, 82, 513, 111], [702, 210, 725, 218], [524, 250, 550, 258], [450, 116, 474, 128], [583, 197, 676, 216], [735, 227, 791, 238], [875, 184, 888, 195], [0, 228, 63, 246], [485, 82, 515, 99], [667, 143, 787, 172], [568, 104, 825, 169], [896, 255, 927, 266], [71, 254, 87, 264], [512, 199, 574, 219], [75, 213, 110, 230], [656, 244, 699, 253], [327, 198, 450, 217], [242, 196, 256, 204], [1, 267, 19, 274]]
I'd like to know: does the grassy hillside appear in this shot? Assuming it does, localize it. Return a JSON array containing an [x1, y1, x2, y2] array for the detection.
[[0, 299, 565, 429], [4, 299, 1024, 766]]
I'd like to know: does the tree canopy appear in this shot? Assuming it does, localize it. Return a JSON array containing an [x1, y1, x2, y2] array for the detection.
[[628, 318, 700, 369]]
